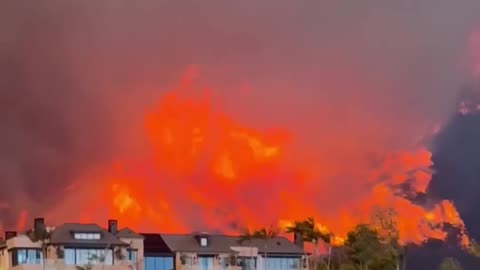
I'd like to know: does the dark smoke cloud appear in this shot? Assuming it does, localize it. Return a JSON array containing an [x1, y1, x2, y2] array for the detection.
[[428, 84, 480, 238], [407, 85, 480, 269], [0, 2, 119, 228]]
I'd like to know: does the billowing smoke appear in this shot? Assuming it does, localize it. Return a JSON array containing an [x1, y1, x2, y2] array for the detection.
[[0, 2, 121, 228], [428, 84, 480, 238], [404, 85, 480, 269]]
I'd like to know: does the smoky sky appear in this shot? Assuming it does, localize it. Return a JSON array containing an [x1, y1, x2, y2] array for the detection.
[[428, 85, 480, 238], [2, 0, 480, 229], [413, 86, 480, 270]]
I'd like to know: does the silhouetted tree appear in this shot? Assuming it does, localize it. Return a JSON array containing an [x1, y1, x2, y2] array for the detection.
[[344, 224, 397, 270], [251, 227, 278, 270], [286, 218, 332, 270], [27, 226, 50, 270], [370, 207, 403, 270]]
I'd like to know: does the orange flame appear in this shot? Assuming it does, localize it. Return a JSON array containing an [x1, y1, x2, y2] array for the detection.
[[77, 69, 468, 247]]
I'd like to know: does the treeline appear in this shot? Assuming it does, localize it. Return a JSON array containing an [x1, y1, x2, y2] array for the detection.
[[242, 207, 475, 270]]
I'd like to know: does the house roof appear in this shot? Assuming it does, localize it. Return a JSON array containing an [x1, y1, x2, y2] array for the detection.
[[117, 227, 144, 239], [142, 233, 174, 255], [159, 234, 304, 255], [49, 223, 129, 247]]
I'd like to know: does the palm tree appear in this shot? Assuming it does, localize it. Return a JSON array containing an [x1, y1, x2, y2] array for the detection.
[[287, 218, 332, 270], [285, 220, 310, 270], [250, 227, 278, 270], [304, 218, 332, 270]]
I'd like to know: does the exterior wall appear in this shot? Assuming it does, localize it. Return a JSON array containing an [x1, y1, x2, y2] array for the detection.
[[0, 248, 9, 270], [175, 252, 242, 270], [10, 264, 134, 270], [3, 235, 144, 270], [229, 247, 257, 258], [6, 236, 41, 250], [120, 237, 145, 270], [256, 255, 308, 270]]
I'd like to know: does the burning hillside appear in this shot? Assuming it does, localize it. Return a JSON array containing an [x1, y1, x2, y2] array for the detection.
[[35, 68, 464, 249]]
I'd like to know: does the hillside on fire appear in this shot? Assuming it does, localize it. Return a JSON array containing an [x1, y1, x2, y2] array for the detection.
[[2, 1, 480, 270]]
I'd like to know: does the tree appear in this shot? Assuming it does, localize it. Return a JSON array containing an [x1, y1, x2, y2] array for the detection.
[[344, 224, 396, 270], [438, 257, 463, 270], [286, 218, 332, 270], [285, 220, 311, 269], [370, 207, 403, 270], [27, 226, 50, 270], [250, 226, 278, 270]]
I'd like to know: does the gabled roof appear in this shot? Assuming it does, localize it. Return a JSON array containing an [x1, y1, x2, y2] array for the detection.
[[117, 227, 144, 239], [159, 234, 304, 255], [49, 223, 129, 247]]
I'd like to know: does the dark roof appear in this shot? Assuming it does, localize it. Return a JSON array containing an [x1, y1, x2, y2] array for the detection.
[[160, 234, 304, 255], [142, 233, 174, 255], [117, 227, 144, 239], [49, 223, 129, 247]]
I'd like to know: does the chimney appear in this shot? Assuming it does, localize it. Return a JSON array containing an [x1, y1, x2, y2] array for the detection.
[[293, 232, 304, 249], [34, 218, 45, 232], [108, 220, 118, 234], [5, 231, 17, 240]]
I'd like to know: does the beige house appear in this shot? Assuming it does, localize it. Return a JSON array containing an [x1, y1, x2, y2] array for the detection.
[[143, 232, 307, 270], [0, 218, 144, 270]]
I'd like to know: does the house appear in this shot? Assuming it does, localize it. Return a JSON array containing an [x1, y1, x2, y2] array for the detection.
[[142, 232, 307, 270], [0, 218, 144, 270]]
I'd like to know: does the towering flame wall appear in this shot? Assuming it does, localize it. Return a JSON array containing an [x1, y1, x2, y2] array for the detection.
[[46, 70, 467, 249]]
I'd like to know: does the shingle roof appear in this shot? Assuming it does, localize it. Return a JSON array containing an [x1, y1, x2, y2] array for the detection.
[[159, 234, 304, 255], [49, 223, 129, 247], [117, 227, 144, 239]]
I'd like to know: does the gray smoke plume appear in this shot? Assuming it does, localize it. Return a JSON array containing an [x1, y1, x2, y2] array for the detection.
[[0, 2, 119, 228]]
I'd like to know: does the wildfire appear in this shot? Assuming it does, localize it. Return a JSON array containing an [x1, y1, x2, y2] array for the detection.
[[69, 68, 468, 250], [0, 67, 462, 255]]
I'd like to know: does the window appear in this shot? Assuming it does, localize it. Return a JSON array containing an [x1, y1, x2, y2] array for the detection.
[[73, 233, 101, 240], [198, 256, 213, 270], [127, 249, 138, 261], [200, 237, 208, 247], [64, 249, 75, 265], [127, 249, 138, 270], [10, 249, 42, 266], [265, 257, 301, 270], [64, 248, 113, 265], [144, 256, 174, 270], [238, 257, 256, 270]]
